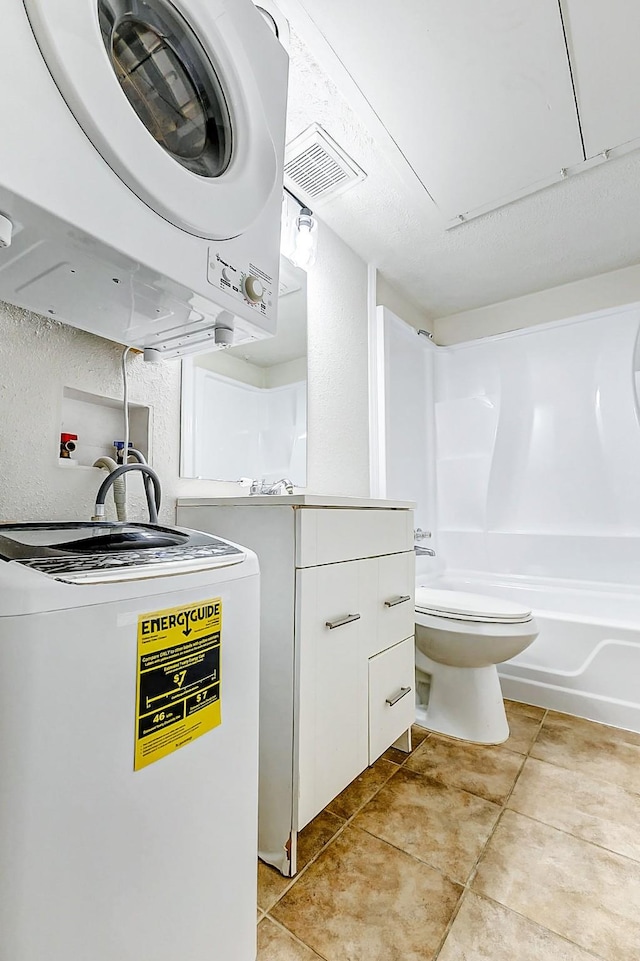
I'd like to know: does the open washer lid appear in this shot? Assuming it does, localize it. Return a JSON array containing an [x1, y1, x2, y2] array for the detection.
[[415, 587, 533, 624]]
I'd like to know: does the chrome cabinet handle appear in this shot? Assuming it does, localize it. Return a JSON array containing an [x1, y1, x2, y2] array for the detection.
[[386, 686, 412, 707], [384, 594, 411, 608], [325, 613, 361, 630]]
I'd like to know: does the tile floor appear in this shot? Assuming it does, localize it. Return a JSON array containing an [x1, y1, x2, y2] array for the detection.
[[256, 701, 640, 961]]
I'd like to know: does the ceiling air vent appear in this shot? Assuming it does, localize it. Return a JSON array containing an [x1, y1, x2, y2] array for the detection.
[[284, 123, 366, 205]]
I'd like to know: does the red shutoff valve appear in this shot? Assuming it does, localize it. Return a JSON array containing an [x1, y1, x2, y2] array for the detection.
[[60, 432, 78, 459]]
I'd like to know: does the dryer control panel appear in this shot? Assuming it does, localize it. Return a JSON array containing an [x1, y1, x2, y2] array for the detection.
[[208, 250, 274, 318]]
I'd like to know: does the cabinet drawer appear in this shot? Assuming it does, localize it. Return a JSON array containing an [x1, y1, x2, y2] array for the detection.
[[368, 551, 415, 657], [368, 638, 415, 764], [296, 508, 413, 567]]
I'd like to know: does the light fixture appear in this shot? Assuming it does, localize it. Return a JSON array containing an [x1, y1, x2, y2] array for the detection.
[[291, 206, 317, 269], [282, 187, 318, 270]]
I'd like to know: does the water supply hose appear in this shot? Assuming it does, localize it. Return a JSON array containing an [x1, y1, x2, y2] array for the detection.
[[93, 456, 127, 521]]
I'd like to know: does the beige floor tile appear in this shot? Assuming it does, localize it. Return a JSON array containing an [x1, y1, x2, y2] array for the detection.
[[258, 860, 293, 912], [354, 767, 500, 883], [509, 756, 640, 863], [297, 808, 345, 871], [326, 758, 398, 820], [532, 712, 640, 793], [504, 699, 546, 721], [501, 711, 542, 755], [405, 735, 524, 804], [438, 891, 602, 961], [271, 826, 462, 961], [382, 724, 429, 764], [257, 917, 323, 960], [472, 809, 640, 961]]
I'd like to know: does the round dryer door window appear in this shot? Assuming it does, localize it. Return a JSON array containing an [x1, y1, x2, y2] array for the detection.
[[23, 0, 283, 239], [98, 0, 232, 178]]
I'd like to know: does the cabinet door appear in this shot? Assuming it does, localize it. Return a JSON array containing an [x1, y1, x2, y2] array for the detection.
[[369, 637, 416, 764], [369, 551, 415, 657], [295, 560, 370, 829]]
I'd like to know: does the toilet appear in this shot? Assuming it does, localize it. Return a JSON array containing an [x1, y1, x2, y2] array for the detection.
[[414, 587, 539, 744]]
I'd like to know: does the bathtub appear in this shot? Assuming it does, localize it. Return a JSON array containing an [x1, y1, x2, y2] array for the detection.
[[416, 571, 640, 734]]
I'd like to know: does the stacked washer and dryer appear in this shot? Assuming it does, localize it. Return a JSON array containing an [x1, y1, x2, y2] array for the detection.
[[0, 2, 289, 959], [0, 0, 288, 356]]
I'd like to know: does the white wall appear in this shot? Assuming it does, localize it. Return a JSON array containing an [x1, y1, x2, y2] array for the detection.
[[0, 220, 371, 522], [376, 272, 432, 334], [306, 221, 371, 496], [435, 262, 640, 345], [264, 356, 307, 388], [195, 350, 266, 388]]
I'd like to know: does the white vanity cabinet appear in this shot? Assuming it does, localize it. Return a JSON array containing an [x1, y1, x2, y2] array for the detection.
[[176, 496, 415, 877]]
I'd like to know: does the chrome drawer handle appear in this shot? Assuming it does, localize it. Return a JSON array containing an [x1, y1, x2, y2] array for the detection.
[[386, 686, 412, 707], [384, 594, 411, 608], [325, 613, 361, 630]]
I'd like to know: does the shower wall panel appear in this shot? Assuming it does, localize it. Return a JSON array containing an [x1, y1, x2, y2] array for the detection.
[[435, 304, 640, 582]]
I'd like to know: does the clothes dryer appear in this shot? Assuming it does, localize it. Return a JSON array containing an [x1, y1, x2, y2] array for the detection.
[[0, 0, 288, 357], [0, 522, 260, 961]]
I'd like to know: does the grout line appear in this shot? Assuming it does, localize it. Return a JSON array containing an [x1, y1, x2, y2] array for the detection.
[[261, 743, 424, 944], [262, 913, 330, 960], [470, 891, 609, 961], [432, 709, 546, 959], [264, 703, 595, 960], [502, 805, 640, 867], [326, 758, 402, 821]]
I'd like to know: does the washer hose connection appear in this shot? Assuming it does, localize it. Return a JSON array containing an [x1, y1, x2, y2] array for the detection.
[[92, 463, 161, 524]]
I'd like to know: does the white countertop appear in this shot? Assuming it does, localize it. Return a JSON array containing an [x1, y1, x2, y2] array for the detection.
[[176, 494, 415, 509]]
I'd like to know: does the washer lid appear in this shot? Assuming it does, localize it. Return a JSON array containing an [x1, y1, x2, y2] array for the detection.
[[415, 588, 533, 624], [0, 522, 246, 582]]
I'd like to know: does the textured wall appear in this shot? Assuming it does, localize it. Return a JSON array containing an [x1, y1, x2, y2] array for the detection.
[[306, 223, 370, 496], [0, 219, 371, 521], [0, 302, 224, 524]]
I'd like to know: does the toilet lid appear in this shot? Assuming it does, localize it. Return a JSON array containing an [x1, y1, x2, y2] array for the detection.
[[415, 587, 532, 624]]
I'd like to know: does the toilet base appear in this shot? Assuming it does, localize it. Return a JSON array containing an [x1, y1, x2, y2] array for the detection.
[[416, 653, 509, 745]]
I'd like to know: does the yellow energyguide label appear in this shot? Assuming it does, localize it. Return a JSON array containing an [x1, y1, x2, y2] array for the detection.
[[134, 597, 222, 771]]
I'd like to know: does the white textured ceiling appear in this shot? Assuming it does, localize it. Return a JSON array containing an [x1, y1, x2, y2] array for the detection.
[[281, 2, 640, 320]]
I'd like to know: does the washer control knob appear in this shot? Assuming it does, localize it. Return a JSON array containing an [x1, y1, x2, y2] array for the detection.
[[243, 275, 264, 303], [221, 267, 232, 283]]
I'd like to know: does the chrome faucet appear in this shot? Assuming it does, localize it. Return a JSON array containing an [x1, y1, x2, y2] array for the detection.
[[249, 477, 294, 495], [414, 528, 432, 540], [414, 527, 435, 555]]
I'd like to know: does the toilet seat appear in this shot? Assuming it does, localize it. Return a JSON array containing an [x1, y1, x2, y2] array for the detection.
[[415, 587, 532, 625]]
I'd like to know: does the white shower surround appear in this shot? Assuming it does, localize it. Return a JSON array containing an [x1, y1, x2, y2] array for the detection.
[[380, 302, 640, 732]]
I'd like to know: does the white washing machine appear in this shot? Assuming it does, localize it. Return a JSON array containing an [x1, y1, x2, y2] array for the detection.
[[0, 0, 288, 357], [0, 522, 260, 961]]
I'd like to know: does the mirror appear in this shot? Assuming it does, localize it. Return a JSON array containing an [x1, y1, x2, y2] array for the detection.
[[180, 256, 307, 485]]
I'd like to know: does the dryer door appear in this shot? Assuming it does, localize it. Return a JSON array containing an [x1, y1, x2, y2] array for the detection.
[[23, 0, 286, 240]]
